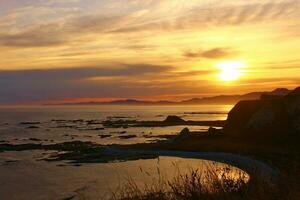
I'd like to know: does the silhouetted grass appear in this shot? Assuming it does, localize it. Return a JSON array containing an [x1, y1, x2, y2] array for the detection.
[[111, 163, 300, 200]]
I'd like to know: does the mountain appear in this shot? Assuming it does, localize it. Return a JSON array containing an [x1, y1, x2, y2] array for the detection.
[[288, 87, 300, 96], [268, 88, 291, 96], [181, 88, 291, 105], [50, 88, 292, 106], [55, 99, 176, 106], [103, 99, 148, 105], [179, 92, 264, 105]]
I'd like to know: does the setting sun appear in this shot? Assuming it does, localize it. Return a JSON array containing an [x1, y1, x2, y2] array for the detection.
[[1, 1, 300, 199], [217, 61, 246, 82]]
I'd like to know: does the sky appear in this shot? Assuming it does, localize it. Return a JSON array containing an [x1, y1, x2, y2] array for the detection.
[[0, 0, 300, 104]]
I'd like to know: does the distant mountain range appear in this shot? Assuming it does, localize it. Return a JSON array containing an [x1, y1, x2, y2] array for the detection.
[[50, 88, 292, 106]]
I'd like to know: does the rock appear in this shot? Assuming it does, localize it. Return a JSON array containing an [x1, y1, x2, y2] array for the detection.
[[268, 88, 291, 96], [163, 115, 185, 123], [173, 128, 190, 142], [223, 86, 300, 138], [261, 88, 291, 100], [223, 100, 265, 135], [208, 127, 221, 135], [29, 138, 42, 141], [5, 160, 18, 163], [247, 102, 277, 132], [119, 135, 137, 139], [180, 127, 190, 135], [87, 120, 102, 125], [20, 122, 41, 125], [287, 86, 300, 96], [91, 127, 105, 131], [27, 126, 40, 129], [99, 134, 112, 138]]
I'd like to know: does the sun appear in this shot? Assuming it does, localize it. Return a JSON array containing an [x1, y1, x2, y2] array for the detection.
[[217, 61, 246, 82]]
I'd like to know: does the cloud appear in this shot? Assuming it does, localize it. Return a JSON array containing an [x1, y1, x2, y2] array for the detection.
[[238, 77, 300, 86], [263, 59, 300, 70], [0, 11, 143, 47], [0, 0, 298, 48], [112, 1, 300, 33], [0, 64, 171, 80], [0, 0, 299, 104], [0, 64, 175, 103], [122, 44, 156, 51], [183, 48, 234, 59], [2, 61, 298, 104], [0, 63, 219, 104], [0, 23, 66, 47]]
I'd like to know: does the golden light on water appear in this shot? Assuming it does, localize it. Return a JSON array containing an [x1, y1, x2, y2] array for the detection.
[[217, 61, 246, 82]]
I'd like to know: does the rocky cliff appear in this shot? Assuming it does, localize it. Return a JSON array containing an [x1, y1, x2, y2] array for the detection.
[[223, 87, 300, 139]]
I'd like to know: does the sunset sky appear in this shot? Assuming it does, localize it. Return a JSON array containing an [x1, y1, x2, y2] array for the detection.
[[0, 0, 300, 104]]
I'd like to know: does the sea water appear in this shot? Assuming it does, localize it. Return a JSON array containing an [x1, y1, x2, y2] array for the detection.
[[0, 105, 239, 200], [0, 105, 232, 145]]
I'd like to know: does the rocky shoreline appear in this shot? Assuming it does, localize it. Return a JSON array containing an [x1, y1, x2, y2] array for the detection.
[[1, 86, 299, 200]]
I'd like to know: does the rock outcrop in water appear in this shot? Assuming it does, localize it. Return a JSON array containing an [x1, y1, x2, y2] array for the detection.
[[103, 115, 225, 128], [163, 115, 186, 123], [223, 87, 300, 139]]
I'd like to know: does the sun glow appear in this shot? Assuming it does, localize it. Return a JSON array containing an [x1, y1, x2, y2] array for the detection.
[[217, 61, 246, 82]]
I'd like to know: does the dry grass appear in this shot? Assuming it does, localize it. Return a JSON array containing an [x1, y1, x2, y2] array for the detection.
[[111, 163, 300, 200]]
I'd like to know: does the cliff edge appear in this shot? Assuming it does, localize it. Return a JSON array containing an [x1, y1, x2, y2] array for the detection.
[[223, 87, 300, 139]]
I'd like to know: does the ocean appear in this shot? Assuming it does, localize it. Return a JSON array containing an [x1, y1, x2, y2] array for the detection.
[[0, 105, 233, 145], [0, 105, 239, 200]]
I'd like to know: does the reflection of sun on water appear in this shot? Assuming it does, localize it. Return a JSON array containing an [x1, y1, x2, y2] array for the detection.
[[217, 61, 246, 82]]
